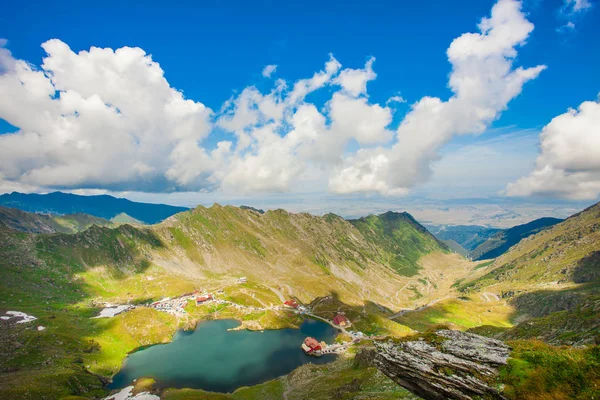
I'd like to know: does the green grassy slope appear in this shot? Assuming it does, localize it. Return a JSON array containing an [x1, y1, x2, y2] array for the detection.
[[0, 205, 459, 398], [0, 223, 181, 399], [460, 202, 600, 293], [154, 206, 455, 308], [456, 201, 600, 346], [348, 211, 448, 277]]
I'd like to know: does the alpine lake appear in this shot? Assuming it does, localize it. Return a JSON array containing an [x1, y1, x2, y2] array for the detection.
[[109, 318, 338, 393]]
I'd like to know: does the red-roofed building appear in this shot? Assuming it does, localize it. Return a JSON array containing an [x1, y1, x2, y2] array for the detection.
[[333, 314, 349, 327], [196, 294, 213, 305], [301, 337, 322, 353], [283, 300, 299, 309]]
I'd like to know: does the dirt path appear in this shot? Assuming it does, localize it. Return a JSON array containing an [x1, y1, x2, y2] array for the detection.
[[388, 296, 451, 320], [480, 292, 500, 302], [267, 285, 286, 303]]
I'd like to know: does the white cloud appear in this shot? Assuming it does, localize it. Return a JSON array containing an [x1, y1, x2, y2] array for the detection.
[[0, 0, 545, 198], [328, 0, 545, 195], [564, 0, 593, 13], [556, 21, 576, 32], [262, 64, 277, 78], [386, 95, 407, 105], [506, 98, 600, 200], [0, 39, 212, 192], [333, 57, 376, 97], [558, 0, 593, 31]]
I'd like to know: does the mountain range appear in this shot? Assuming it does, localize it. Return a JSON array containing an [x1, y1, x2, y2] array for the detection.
[[0, 196, 598, 399]]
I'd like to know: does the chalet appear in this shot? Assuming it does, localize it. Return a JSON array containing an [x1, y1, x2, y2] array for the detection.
[[196, 294, 213, 305], [283, 300, 299, 309], [301, 337, 322, 354], [238, 277, 247, 284], [333, 314, 349, 327]]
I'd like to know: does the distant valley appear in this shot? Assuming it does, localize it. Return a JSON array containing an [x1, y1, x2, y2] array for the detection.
[[429, 216, 563, 260]]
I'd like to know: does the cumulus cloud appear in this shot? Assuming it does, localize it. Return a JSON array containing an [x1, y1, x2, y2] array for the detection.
[[216, 56, 392, 193], [328, 0, 545, 194], [262, 64, 277, 78], [0, 0, 545, 197], [506, 98, 600, 200], [0, 39, 213, 192], [333, 57, 376, 97]]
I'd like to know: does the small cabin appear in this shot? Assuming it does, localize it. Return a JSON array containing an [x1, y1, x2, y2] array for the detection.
[[333, 314, 349, 327]]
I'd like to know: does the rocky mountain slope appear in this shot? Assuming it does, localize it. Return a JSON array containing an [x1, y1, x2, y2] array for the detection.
[[0, 191, 188, 224], [470, 217, 563, 261], [153, 205, 458, 308]]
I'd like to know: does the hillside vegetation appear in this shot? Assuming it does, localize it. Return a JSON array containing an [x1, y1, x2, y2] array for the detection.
[[348, 212, 448, 277], [0, 205, 462, 399], [2, 201, 598, 399], [457, 202, 600, 345]]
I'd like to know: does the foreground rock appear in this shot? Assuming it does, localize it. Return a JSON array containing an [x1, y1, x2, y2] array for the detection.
[[374, 330, 510, 400]]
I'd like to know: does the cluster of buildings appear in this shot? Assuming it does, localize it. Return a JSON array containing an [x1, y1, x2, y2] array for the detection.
[[150, 296, 190, 315], [302, 337, 326, 354], [148, 289, 219, 315], [301, 313, 355, 356]]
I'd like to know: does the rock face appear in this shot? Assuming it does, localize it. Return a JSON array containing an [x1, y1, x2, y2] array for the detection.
[[374, 330, 511, 400]]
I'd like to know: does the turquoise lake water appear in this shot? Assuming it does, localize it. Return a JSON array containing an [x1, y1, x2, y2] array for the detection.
[[109, 318, 338, 393]]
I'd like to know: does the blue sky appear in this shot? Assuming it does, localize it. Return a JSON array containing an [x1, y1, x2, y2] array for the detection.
[[0, 0, 599, 224], [3, 0, 598, 127]]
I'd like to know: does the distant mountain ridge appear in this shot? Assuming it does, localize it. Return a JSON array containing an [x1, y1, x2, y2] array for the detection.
[[0, 206, 113, 234], [470, 217, 563, 260], [429, 224, 501, 252], [0, 192, 188, 224]]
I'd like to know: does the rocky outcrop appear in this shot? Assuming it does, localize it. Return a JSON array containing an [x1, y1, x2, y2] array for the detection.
[[374, 330, 511, 400]]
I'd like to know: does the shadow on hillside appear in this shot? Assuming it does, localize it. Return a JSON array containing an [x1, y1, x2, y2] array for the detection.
[[572, 251, 600, 283], [0, 224, 171, 398], [497, 282, 600, 345]]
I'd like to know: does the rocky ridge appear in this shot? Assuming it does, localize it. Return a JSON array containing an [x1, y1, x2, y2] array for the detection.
[[374, 330, 510, 400]]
